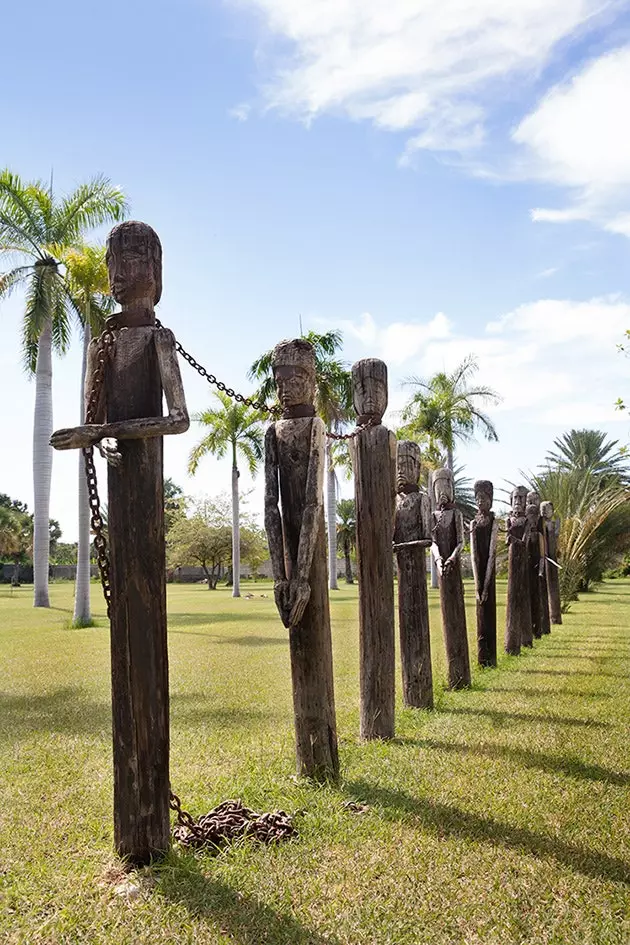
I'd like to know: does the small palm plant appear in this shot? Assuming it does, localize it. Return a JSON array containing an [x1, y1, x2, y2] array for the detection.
[[336, 498, 356, 584]]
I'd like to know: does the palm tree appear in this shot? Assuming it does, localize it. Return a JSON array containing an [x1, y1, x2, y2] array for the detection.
[[336, 498, 356, 584], [401, 355, 500, 587], [62, 244, 113, 626], [0, 170, 126, 607], [249, 329, 353, 590], [544, 430, 629, 484], [188, 391, 264, 598]]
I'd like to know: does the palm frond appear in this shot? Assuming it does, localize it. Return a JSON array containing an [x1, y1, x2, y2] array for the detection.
[[54, 175, 127, 244], [0, 265, 33, 300]]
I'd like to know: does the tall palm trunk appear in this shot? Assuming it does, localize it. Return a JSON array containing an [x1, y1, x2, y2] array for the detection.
[[326, 442, 338, 590], [73, 321, 92, 624], [344, 537, 353, 584], [33, 319, 53, 607], [231, 447, 240, 598]]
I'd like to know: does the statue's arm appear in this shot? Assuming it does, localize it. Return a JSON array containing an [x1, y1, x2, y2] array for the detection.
[[264, 424, 286, 584], [470, 520, 481, 599], [289, 418, 325, 626], [482, 517, 499, 600], [445, 509, 464, 566], [430, 513, 443, 575]]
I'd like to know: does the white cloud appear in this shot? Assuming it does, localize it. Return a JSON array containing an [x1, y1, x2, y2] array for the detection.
[[335, 296, 629, 425], [229, 103, 252, 121], [514, 44, 630, 235], [230, 0, 610, 154]]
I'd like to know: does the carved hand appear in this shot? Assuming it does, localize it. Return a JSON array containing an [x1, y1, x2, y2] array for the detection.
[[97, 437, 122, 467], [50, 424, 105, 451], [273, 580, 291, 628], [288, 579, 311, 628]]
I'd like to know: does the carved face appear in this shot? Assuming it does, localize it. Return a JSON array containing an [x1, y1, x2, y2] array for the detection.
[[527, 490, 541, 509], [107, 226, 161, 305], [352, 363, 388, 420], [511, 490, 527, 515], [526, 502, 540, 526], [475, 490, 492, 514], [541, 500, 554, 520], [273, 365, 316, 409], [434, 473, 453, 507], [397, 443, 421, 492]]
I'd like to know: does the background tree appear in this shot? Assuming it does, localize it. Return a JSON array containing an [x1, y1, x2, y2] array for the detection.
[[544, 429, 630, 484], [0, 503, 32, 584], [166, 497, 233, 589], [240, 525, 268, 581], [164, 477, 186, 535], [249, 328, 353, 591], [0, 170, 126, 607], [336, 498, 356, 584], [62, 243, 114, 625], [188, 393, 264, 598]]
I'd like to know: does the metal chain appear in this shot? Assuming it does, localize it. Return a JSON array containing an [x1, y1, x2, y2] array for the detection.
[[326, 418, 376, 441], [155, 318, 281, 418], [169, 795, 296, 850]]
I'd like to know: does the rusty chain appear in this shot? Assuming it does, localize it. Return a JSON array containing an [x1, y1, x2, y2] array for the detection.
[[170, 795, 296, 850]]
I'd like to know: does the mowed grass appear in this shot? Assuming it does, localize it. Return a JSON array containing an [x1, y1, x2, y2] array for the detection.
[[1, 577, 629, 945]]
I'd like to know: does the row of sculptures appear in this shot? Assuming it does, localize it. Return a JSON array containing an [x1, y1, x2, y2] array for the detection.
[[264, 339, 563, 780]]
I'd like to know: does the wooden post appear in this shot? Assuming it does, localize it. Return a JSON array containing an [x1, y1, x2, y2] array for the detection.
[[526, 491, 545, 640], [264, 339, 339, 780], [393, 441, 433, 708], [470, 480, 498, 668], [51, 221, 189, 864], [352, 359, 397, 739], [431, 467, 471, 689], [542, 500, 562, 624], [505, 486, 532, 653]]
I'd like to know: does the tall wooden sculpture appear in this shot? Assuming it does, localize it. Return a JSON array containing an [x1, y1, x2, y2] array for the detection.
[[541, 500, 562, 625], [470, 479, 498, 668], [51, 221, 189, 864], [352, 358, 397, 739], [393, 440, 433, 709], [264, 339, 339, 780], [526, 490, 548, 639], [431, 467, 471, 689], [505, 485, 532, 653]]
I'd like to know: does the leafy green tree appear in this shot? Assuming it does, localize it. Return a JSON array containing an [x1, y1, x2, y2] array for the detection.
[[0, 170, 126, 607], [0, 502, 32, 584], [336, 498, 356, 584], [240, 525, 269, 581], [188, 393, 264, 598], [544, 429, 629, 484], [164, 478, 186, 535], [166, 498, 233, 589], [249, 329, 353, 590]]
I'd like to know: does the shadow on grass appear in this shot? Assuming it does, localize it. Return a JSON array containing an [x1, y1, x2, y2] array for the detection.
[[398, 737, 630, 787], [345, 779, 630, 886], [168, 611, 278, 628], [169, 628, 287, 647], [439, 706, 610, 728], [512, 668, 628, 680], [156, 853, 338, 945], [479, 685, 612, 700], [0, 687, 282, 741]]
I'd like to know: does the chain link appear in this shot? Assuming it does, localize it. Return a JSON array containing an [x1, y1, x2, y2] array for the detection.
[[169, 795, 296, 850], [326, 418, 375, 441]]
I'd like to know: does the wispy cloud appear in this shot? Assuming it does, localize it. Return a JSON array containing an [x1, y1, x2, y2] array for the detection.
[[229, 103, 251, 122]]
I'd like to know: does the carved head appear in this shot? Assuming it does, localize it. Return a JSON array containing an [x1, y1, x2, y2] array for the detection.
[[433, 467, 454, 508], [397, 441, 421, 494], [510, 485, 528, 516], [271, 339, 316, 410], [474, 479, 493, 514], [541, 500, 554, 520], [525, 500, 540, 527], [106, 221, 162, 306], [352, 359, 388, 422], [527, 490, 541, 510]]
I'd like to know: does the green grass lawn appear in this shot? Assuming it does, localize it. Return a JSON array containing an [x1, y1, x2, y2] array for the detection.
[[1, 578, 629, 944]]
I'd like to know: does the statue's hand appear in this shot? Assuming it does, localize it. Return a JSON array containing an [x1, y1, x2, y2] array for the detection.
[[50, 425, 103, 451], [273, 580, 291, 628], [97, 437, 122, 468], [288, 579, 311, 627]]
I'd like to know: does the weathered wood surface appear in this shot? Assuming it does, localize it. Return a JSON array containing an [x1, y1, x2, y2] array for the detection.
[[470, 481, 498, 668], [542, 501, 563, 625], [51, 221, 190, 865], [352, 358, 397, 739], [394, 441, 433, 709], [505, 487, 532, 653], [431, 469, 470, 689], [526, 501, 544, 641], [265, 339, 339, 780]]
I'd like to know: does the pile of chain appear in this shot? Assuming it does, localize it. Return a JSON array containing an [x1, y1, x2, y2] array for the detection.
[[170, 796, 296, 850]]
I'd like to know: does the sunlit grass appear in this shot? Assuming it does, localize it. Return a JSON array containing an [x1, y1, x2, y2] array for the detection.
[[1, 578, 629, 944]]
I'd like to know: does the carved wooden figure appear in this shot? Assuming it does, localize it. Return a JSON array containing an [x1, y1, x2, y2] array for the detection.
[[505, 486, 532, 653], [264, 339, 339, 780], [51, 221, 189, 865], [470, 480, 499, 668], [352, 359, 397, 739], [526, 491, 548, 639], [541, 500, 562, 625], [431, 468, 471, 689], [393, 441, 433, 709]]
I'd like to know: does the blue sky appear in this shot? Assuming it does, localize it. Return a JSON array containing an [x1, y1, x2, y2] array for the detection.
[[2, 0, 630, 539]]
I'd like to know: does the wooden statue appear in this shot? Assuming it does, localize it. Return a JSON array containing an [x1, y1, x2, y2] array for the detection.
[[470, 480, 499, 668], [505, 485, 532, 653], [431, 468, 471, 689], [51, 221, 189, 864], [264, 339, 339, 780], [352, 358, 397, 739], [541, 500, 562, 625], [393, 440, 433, 709], [526, 490, 547, 639]]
